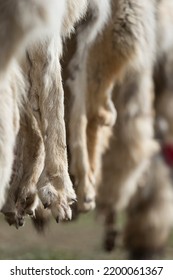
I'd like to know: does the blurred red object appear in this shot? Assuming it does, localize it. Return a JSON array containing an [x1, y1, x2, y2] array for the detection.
[[162, 144, 173, 167]]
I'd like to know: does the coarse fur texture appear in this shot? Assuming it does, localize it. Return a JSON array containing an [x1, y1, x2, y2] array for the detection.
[[0, 0, 67, 210]]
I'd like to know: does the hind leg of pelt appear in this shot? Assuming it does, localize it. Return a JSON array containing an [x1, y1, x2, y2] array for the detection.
[[69, 39, 117, 212], [27, 37, 76, 222], [0, 69, 20, 209], [97, 67, 158, 256], [14, 108, 45, 224], [102, 208, 118, 252], [67, 0, 112, 212], [2, 104, 45, 228]]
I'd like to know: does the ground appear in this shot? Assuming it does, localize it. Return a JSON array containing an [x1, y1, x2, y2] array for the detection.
[[0, 211, 172, 260]]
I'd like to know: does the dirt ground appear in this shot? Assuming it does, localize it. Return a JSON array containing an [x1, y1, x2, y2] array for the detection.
[[0, 211, 173, 260]]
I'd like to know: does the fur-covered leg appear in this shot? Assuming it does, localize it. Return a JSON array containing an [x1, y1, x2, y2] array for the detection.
[[2, 103, 45, 228], [123, 0, 173, 259], [0, 62, 23, 209], [0, 84, 15, 208], [96, 61, 158, 254], [1, 0, 88, 225], [84, 0, 157, 212], [15, 108, 44, 220], [124, 156, 173, 260], [68, 0, 112, 212], [27, 36, 76, 222], [0, 0, 65, 210], [68, 0, 111, 79], [68, 0, 157, 212], [103, 209, 118, 252]]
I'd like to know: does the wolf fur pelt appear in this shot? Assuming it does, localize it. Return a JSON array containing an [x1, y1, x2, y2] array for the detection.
[[0, 0, 61, 210], [0, 0, 88, 226], [10, 0, 158, 227], [67, 0, 157, 212], [96, 67, 158, 253], [123, 0, 173, 259], [96, 0, 173, 258]]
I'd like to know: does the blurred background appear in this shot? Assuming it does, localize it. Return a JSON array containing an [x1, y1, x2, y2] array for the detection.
[[0, 211, 173, 260]]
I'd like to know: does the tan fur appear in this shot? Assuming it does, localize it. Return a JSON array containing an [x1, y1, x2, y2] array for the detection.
[[96, 66, 158, 253], [97, 73, 157, 213], [2, 103, 44, 227], [154, 51, 173, 143], [68, 0, 157, 211], [0, 1, 88, 225], [123, 0, 173, 258], [0, 0, 67, 210], [97, 0, 173, 257], [0, 61, 24, 209]]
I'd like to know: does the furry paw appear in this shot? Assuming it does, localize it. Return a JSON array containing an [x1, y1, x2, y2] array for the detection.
[[15, 188, 39, 219], [2, 192, 39, 229], [103, 230, 118, 252], [38, 179, 76, 222], [1, 200, 25, 228], [2, 210, 25, 229]]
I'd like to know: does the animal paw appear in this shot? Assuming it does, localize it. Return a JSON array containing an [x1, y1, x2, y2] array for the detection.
[[2, 191, 39, 229], [15, 187, 39, 219], [38, 180, 76, 222], [2, 208, 25, 229], [103, 230, 118, 252]]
